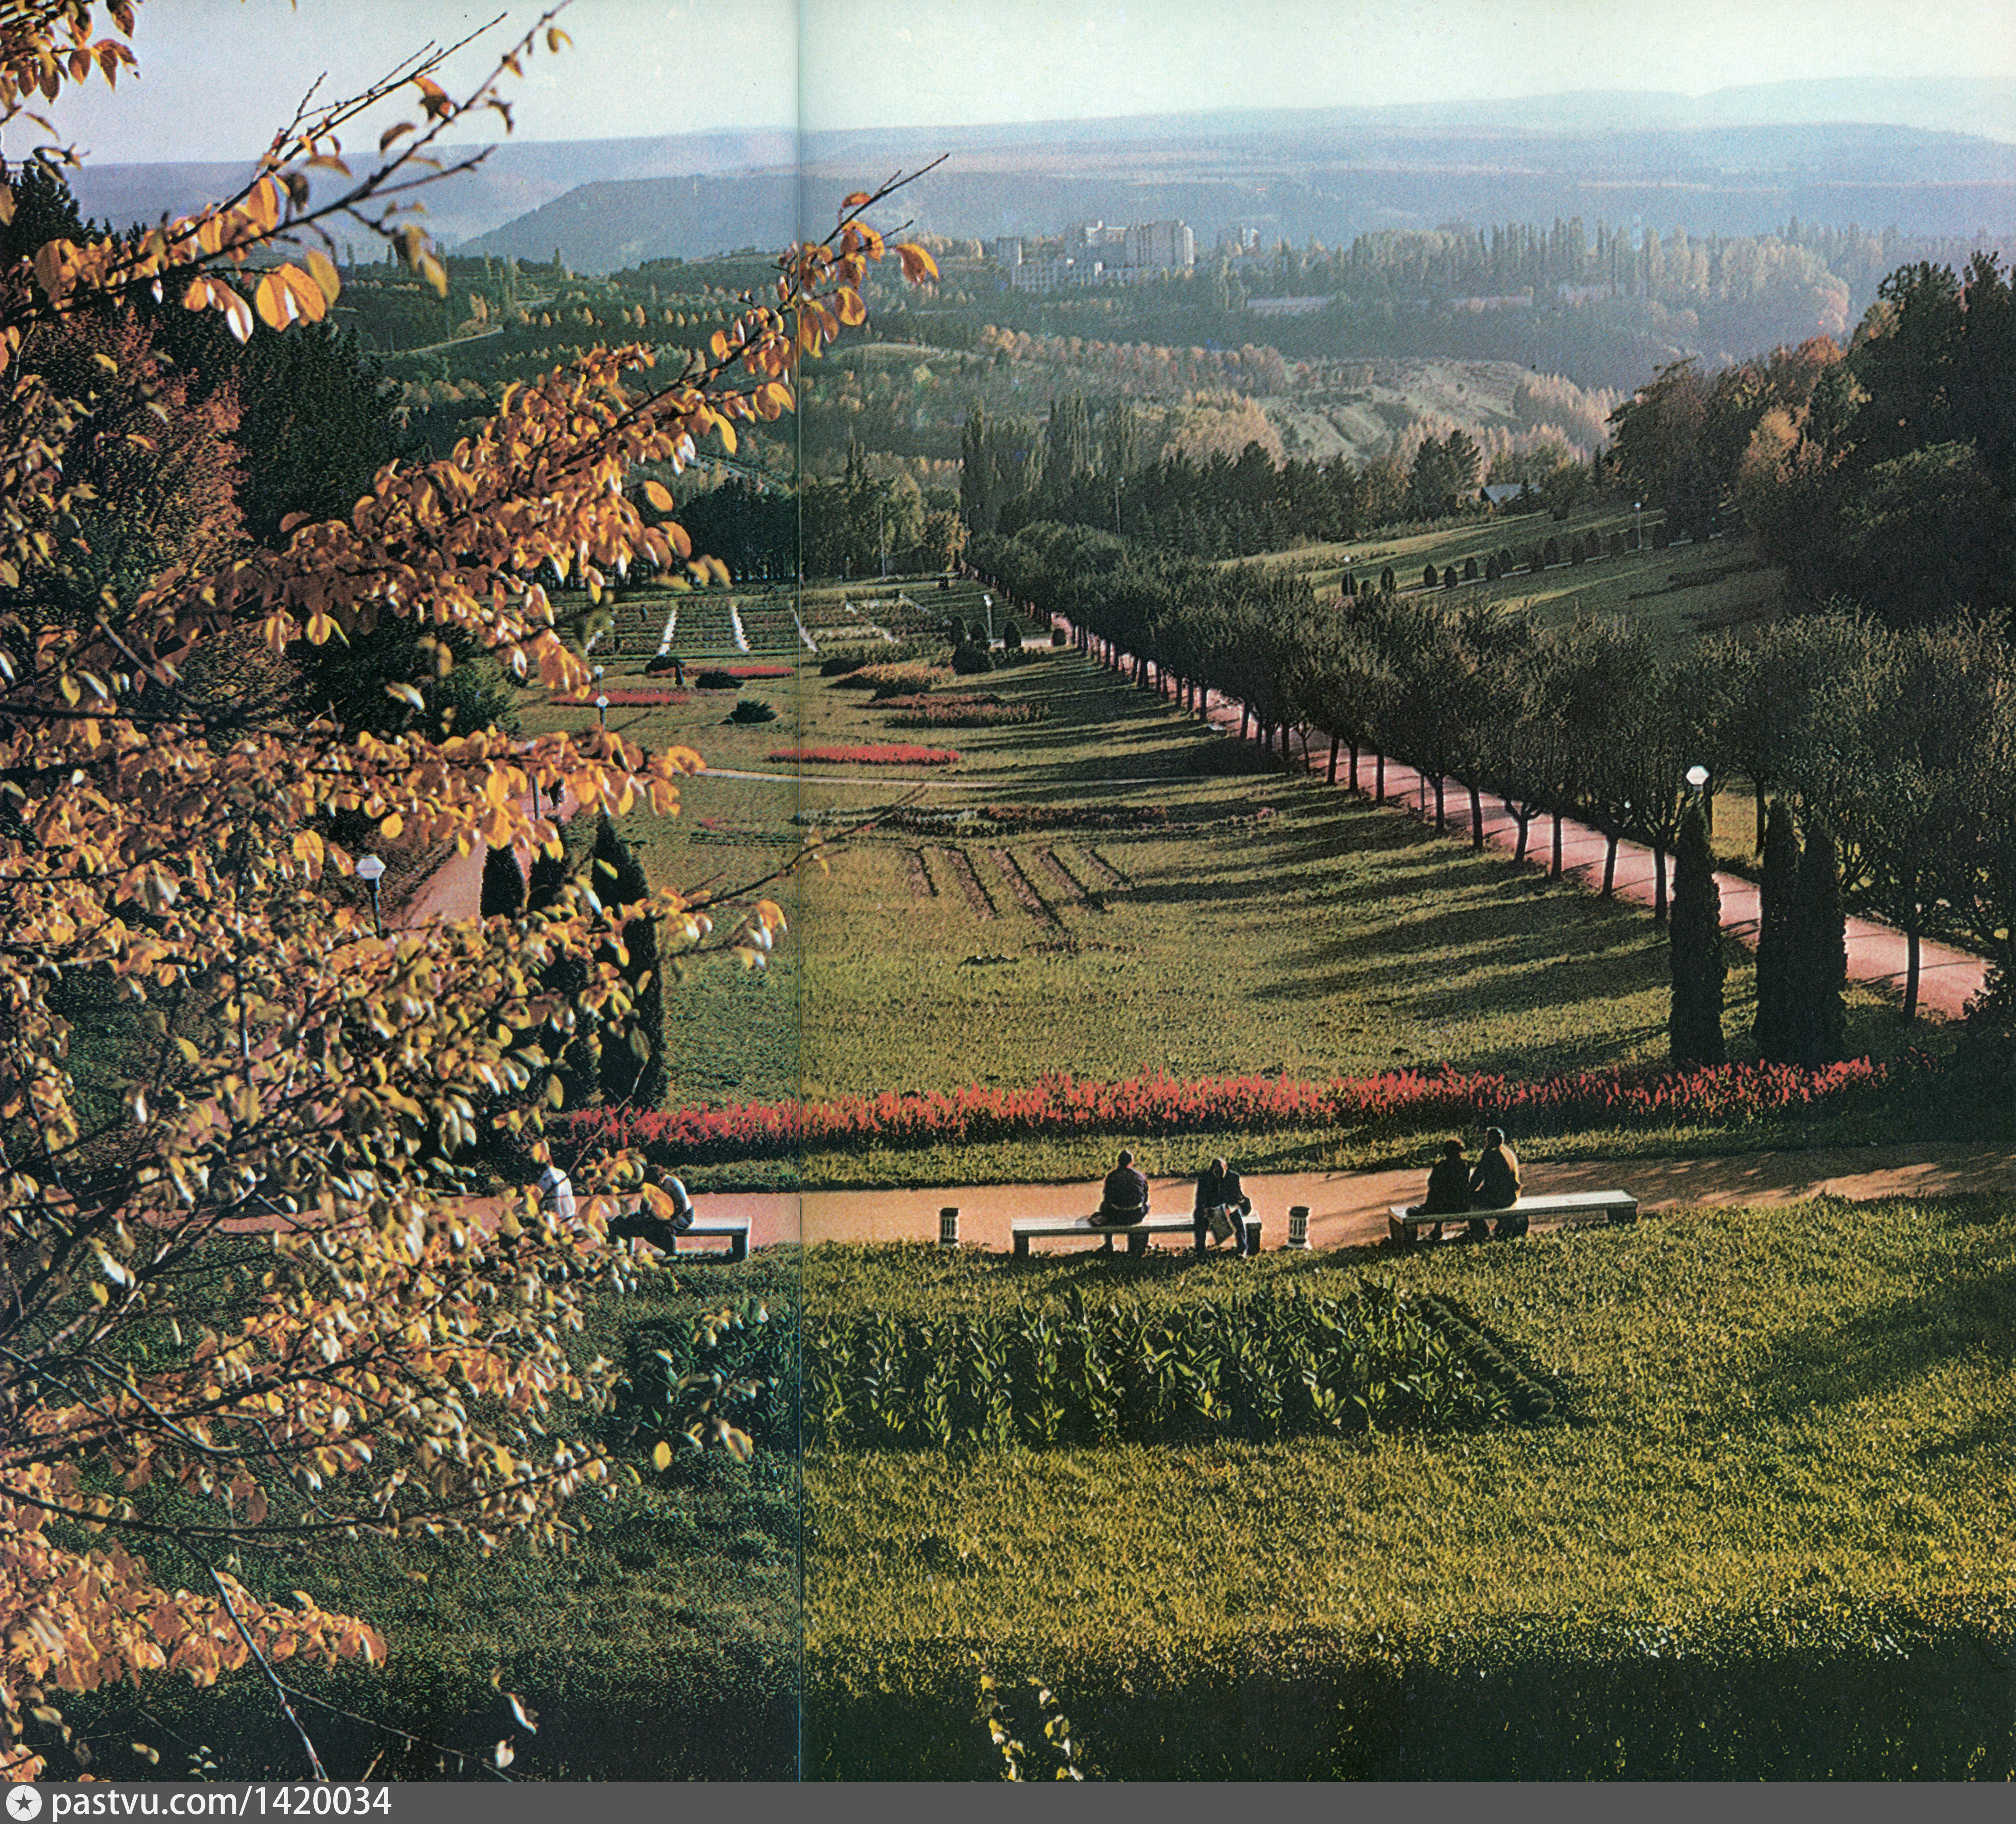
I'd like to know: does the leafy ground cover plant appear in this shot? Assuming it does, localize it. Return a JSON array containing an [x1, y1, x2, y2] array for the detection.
[[803, 1281, 1525, 1448]]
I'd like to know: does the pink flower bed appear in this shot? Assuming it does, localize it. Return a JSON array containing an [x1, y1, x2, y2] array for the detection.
[[557, 1056, 1912, 1163], [768, 744, 961, 766], [721, 664, 793, 679]]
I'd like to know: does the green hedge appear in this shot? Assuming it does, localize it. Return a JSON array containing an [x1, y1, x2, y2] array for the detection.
[[809, 1594, 2015, 1779]]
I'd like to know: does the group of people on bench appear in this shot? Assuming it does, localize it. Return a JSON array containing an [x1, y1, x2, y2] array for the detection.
[[1407, 1127, 1526, 1240], [1089, 1148, 1255, 1257]]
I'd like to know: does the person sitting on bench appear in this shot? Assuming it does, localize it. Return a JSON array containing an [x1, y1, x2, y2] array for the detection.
[[1405, 1137, 1472, 1241], [1089, 1149, 1150, 1227], [1469, 1127, 1526, 1238], [608, 1165, 698, 1252], [1193, 1155, 1253, 1257]]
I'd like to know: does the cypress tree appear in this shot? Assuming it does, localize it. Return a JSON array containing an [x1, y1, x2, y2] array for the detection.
[[525, 839, 596, 1105], [1793, 817, 1847, 1068], [479, 841, 526, 916], [591, 814, 665, 1109], [1752, 800, 1800, 1062], [1668, 802, 1726, 1064]]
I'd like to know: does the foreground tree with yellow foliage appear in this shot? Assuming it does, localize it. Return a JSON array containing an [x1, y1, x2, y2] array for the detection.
[[0, 2, 935, 1778]]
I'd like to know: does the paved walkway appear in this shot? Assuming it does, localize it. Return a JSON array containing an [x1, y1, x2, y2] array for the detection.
[[577, 1143, 2014, 1256], [1061, 623, 1989, 1020]]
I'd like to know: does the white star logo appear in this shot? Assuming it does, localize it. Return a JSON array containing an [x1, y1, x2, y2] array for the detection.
[[7, 1788, 42, 1820]]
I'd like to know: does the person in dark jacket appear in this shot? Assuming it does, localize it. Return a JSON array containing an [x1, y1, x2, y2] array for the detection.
[[607, 1165, 698, 1252], [1406, 1137, 1471, 1240], [1089, 1149, 1150, 1227], [1469, 1127, 1526, 1238], [1192, 1156, 1253, 1256]]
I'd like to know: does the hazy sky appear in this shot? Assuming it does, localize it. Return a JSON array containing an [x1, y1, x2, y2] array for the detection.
[[29, 0, 2016, 162]]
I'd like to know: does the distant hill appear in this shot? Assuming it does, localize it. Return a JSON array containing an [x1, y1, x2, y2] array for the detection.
[[64, 127, 793, 254], [62, 78, 2016, 271], [457, 117, 2016, 273]]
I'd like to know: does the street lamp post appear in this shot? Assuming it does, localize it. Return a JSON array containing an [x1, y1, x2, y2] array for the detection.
[[983, 594, 993, 645], [1634, 500, 1643, 550], [1687, 762, 1711, 835], [356, 853, 386, 937]]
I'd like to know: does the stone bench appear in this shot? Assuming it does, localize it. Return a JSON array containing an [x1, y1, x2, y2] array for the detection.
[[1010, 1212, 1261, 1258], [1388, 1191, 1637, 1244], [610, 1210, 751, 1262]]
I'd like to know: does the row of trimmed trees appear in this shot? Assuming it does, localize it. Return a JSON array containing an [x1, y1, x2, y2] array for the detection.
[[977, 522, 2016, 1033]]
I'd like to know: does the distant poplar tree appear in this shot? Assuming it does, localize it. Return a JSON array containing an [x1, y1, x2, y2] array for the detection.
[[1668, 803, 1726, 1064], [1793, 818, 1848, 1067], [1752, 800, 1800, 1061]]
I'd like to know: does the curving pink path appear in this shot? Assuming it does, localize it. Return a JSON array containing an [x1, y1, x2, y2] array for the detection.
[[617, 1144, 2016, 1255]]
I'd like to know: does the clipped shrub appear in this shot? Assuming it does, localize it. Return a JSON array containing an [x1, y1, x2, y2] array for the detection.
[[1463, 556, 1479, 581], [1497, 547, 1514, 574], [1441, 565, 1458, 590], [819, 654, 870, 677], [951, 642, 995, 675], [1570, 536, 1586, 565], [1001, 621, 1023, 650], [728, 697, 778, 723], [1050, 626, 1068, 647], [1423, 562, 1439, 590], [695, 668, 739, 690], [1379, 565, 1396, 594], [1485, 555, 1501, 582]]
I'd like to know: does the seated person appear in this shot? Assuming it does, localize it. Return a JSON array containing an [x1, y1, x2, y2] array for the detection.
[[1405, 1137, 1471, 1241], [1089, 1149, 1151, 1226], [1468, 1127, 1526, 1239], [1193, 1155, 1254, 1257], [608, 1165, 698, 1252]]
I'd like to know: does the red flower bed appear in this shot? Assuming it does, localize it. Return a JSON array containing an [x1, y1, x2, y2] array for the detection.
[[552, 687, 689, 707], [721, 664, 793, 679], [768, 744, 960, 766], [557, 1056, 1915, 1164]]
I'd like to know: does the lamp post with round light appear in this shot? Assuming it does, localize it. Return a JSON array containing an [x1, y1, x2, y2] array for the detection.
[[1687, 762, 1711, 836], [356, 853, 386, 937]]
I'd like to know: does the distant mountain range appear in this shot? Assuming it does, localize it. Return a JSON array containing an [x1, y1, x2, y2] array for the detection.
[[63, 78, 2016, 274]]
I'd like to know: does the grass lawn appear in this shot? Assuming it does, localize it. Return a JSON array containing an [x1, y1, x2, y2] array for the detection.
[[804, 1196, 2016, 1778], [517, 630, 1914, 1189]]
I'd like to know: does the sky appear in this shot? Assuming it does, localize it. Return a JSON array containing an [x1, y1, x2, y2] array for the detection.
[[28, 0, 2016, 163]]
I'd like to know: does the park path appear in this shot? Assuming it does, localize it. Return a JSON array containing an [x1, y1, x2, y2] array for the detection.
[[388, 784, 580, 927], [1056, 618, 1989, 1021], [573, 1143, 2015, 1256]]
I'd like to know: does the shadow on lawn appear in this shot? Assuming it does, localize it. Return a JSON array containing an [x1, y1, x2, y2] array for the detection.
[[1745, 1204, 2015, 1422]]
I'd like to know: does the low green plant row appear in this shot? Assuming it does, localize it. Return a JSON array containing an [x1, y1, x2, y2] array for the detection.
[[803, 1283, 1519, 1449], [1413, 1292, 1559, 1421]]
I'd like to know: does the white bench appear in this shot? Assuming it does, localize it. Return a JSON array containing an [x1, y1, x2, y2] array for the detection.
[[1388, 1191, 1637, 1244], [1011, 1212, 1261, 1258]]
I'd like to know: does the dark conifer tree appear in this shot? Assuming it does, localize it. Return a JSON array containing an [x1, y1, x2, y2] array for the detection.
[[1752, 799, 1800, 1061], [480, 842, 526, 917], [1793, 817, 1848, 1067], [1668, 802, 1727, 1064], [525, 842, 595, 1104], [591, 814, 665, 1109]]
